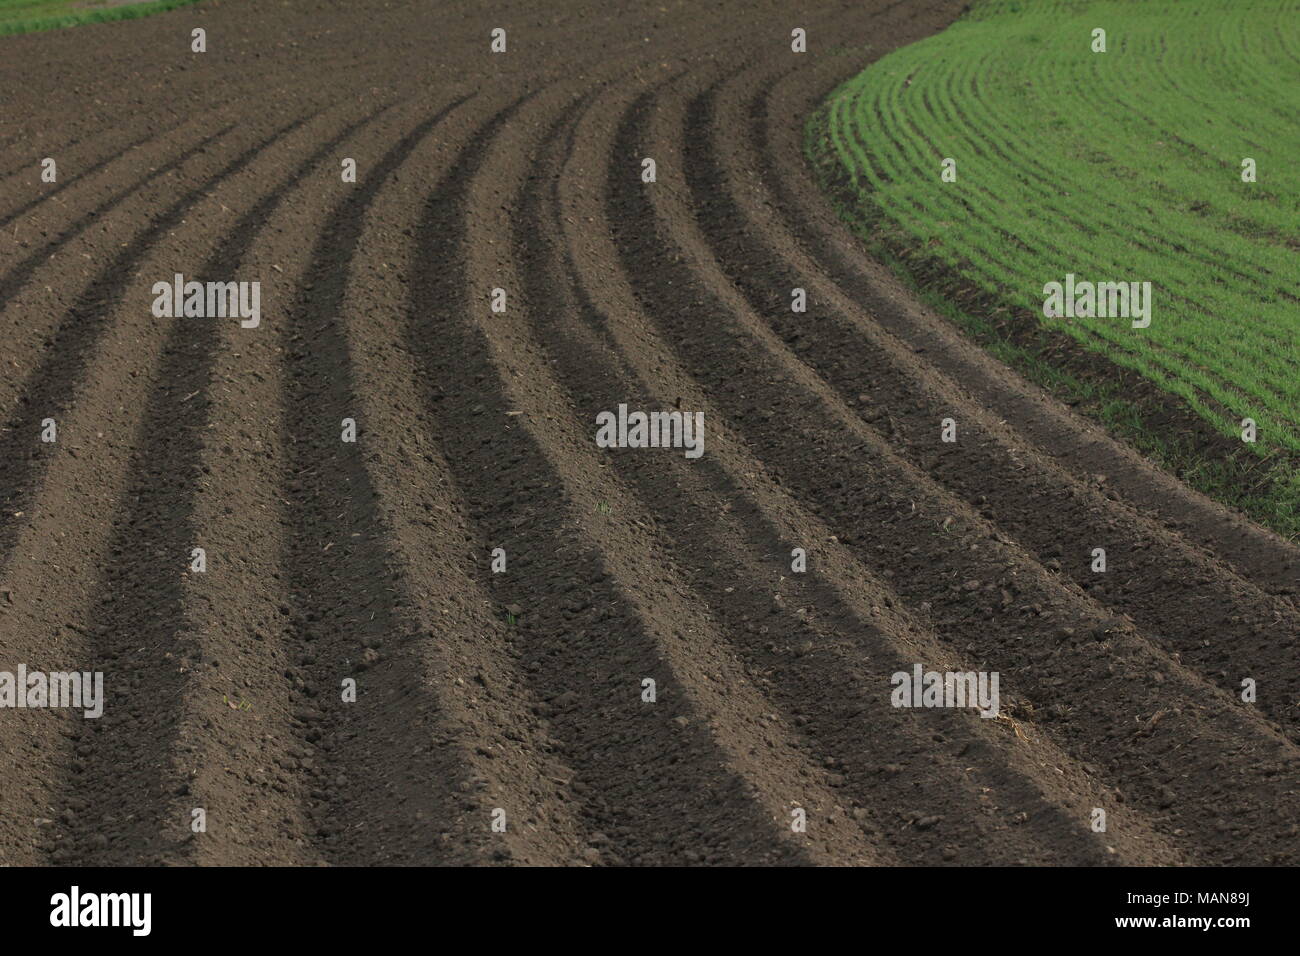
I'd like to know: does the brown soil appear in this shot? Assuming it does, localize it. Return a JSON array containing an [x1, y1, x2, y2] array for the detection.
[[0, 0, 1296, 867]]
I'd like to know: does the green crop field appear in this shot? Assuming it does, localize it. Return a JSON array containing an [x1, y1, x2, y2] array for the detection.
[[0, 0, 197, 36], [808, 0, 1300, 538]]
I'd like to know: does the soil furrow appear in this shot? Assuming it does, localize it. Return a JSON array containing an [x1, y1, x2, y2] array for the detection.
[[0, 116, 297, 563], [316, 87, 598, 865], [39, 102, 384, 865], [401, 75, 848, 866], [107, 96, 408, 866], [0, 108, 238, 320], [608, 73, 1300, 865], [0, 109, 217, 228], [0, 105, 355, 864], [682, 63, 1300, 743], [544, 73, 1189, 867]]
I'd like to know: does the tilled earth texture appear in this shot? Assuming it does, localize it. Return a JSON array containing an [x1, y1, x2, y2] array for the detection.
[[1, 0, 1297, 867]]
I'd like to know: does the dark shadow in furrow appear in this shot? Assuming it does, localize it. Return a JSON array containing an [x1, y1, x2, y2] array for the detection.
[[404, 97, 809, 867], [46, 110, 378, 865], [0, 136, 92, 183], [0, 119, 195, 231], [279, 93, 512, 866], [680, 84, 1300, 742], [0, 113, 160, 180], [0, 123, 244, 563], [519, 112, 1115, 866], [605, 91, 1299, 865], [0, 125, 233, 311]]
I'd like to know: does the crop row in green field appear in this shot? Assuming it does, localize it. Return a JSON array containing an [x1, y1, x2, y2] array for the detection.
[[809, 0, 1299, 537]]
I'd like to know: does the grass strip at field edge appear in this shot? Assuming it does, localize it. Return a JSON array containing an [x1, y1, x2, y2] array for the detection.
[[0, 0, 200, 38]]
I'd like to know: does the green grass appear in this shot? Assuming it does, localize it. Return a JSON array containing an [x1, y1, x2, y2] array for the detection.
[[0, 0, 199, 36], [807, 0, 1300, 540]]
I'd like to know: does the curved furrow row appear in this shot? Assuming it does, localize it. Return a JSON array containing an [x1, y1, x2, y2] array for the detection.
[[0, 111, 212, 227], [0, 117, 234, 324], [275, 83, 593, 866], [685, 63, 1300, 743], [509, 73, 890, 866], [0, 109, 236, 388], [540, 71, 1187, 865], [0, 115, 244, 427], [0, 114, 295, 562], [612, 69, 1300, 865], [397, 68, 856, 866], [308, 85, 600, 866], [67, 93, 412, 866], [0, 121, 135, 180], [0, 100, 368, 865], [0, 105, 244, 318]]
